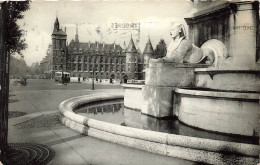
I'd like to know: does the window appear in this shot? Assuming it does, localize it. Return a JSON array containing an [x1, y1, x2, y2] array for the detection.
[[72, 64, 76, 70], [72, 56, 76, 62], [84, 56, 88, 62], [111, 65, 114, 71], [56, 40, 59, 49]]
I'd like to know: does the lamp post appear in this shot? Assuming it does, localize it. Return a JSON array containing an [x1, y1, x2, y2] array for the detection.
[[61, 48, 65, 84], [92, 63, 95, 90]]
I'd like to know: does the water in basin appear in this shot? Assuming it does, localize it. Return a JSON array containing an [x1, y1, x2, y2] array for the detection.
[[75, 99, 258, 145]]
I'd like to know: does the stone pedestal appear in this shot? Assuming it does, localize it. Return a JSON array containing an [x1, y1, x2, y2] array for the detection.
[[142, 63, 206, 118], [141, 86, 173, 117], [145, 63, 196, 87]]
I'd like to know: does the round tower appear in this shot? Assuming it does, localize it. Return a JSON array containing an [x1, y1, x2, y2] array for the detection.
[[125, 36, 138, 80], [143, 37, 154, 69]]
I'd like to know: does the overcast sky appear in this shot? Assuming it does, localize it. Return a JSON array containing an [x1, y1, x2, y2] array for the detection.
[[17, 0, 195, 66]]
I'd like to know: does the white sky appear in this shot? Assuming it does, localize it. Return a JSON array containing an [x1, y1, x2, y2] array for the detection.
[[17, 0, 195, 66]]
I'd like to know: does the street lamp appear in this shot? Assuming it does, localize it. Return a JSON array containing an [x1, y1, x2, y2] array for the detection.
[[61, 48, 65, 84], [92, 63, 95, 90]]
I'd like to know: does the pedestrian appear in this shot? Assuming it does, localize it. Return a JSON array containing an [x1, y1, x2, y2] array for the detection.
[[78, 74, 81, 83]]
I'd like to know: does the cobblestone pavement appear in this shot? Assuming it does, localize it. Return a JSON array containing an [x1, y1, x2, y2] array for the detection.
[[8, 111, 27, 119], [14, 113, 62, 129]]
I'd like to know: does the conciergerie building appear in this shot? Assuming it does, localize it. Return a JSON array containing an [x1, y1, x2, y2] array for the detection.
[[50, 17, 155, 81]]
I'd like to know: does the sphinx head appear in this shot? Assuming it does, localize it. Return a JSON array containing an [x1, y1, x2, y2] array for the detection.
[[170, 22, 186, 40]]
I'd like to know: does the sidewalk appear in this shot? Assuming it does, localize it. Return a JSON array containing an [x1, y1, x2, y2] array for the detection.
[[7, 89, 197, 165]]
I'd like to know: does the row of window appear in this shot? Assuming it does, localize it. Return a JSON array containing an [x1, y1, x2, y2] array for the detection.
[[69, 56, 125, 64], [69, 49, 122, 55], [66, 63, 143, 72], [67, 64, 125, 72]]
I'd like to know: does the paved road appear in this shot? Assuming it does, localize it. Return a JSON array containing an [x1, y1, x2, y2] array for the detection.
[[10, 79, 123, 91], [9, 79, 123, 114]]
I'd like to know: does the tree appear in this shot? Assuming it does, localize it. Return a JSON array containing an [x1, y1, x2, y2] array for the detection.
[[6, 1, 30, 55], [0, 1, 30, 162], [10, 56, 28, 78], [154, 39, 167, 59]]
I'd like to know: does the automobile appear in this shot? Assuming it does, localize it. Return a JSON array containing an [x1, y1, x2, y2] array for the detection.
[[54, 72, 70, 83]]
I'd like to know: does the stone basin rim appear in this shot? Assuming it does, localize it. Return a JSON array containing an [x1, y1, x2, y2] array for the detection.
[[194, 66, 260, 72], [59, 93, 259, 158], [122, 84, 144, 88], [175, 88, 260, 100]]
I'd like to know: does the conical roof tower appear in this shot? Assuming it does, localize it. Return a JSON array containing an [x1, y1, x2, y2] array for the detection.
[[143, 37, 154, 57], [126, 35, 137, 53]]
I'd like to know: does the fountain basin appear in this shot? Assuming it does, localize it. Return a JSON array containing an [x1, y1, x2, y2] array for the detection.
[[175, 88, 260, 136], [123, 84, 143, 110], [59, 93, 259, 165], [195, 67, 260, 92]]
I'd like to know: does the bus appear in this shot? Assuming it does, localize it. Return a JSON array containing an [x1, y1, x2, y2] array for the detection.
[[54, 72, 70, 83]]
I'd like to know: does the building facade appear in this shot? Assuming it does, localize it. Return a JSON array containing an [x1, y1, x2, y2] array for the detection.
[[66, 25, 126, 81], [49, 17, 152, 81]]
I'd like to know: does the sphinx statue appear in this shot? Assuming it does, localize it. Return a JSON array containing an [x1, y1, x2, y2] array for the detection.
[[151, 22, 215, 65]]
